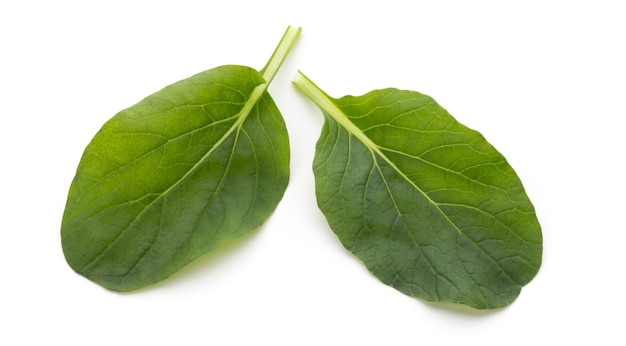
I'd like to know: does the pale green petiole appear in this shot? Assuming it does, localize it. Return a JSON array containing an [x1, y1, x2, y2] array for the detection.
[[261, 26, 302, 84], [292, 71, 376, 150], [236, 26, 301, 130]]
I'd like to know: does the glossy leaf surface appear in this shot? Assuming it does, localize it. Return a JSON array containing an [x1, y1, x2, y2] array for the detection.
[[61, 27, 300, 291], [294, 71, 542, 309]]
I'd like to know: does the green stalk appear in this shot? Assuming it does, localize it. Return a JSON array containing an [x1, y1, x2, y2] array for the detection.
[[261, 26, 302, 84], [292, 70, 376, 149], [233, 26, 301, 129]]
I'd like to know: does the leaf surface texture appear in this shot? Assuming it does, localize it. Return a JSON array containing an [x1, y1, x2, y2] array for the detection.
[[61, 27, 300, 291], [294, 71, 542, 309]]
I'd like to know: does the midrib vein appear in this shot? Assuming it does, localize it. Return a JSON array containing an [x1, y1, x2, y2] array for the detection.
[[323, 97, 445, 214], [81, 82, 267, 273], [293, 72, 444, 214]]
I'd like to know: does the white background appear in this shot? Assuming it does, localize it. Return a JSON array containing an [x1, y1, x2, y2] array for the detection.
[[1, 0, 624, 344]]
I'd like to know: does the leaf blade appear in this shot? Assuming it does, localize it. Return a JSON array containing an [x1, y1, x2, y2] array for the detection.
[[61, 26, 300, 291], [294, 71, 542, 309]]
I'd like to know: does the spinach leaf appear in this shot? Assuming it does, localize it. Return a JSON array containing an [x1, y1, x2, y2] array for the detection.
[[61, 27, 301, 292], [293, 71, 542, 309]]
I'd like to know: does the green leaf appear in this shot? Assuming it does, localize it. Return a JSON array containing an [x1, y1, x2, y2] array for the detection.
[[61, 27, 301, 292], [293, 71, 542, 309]]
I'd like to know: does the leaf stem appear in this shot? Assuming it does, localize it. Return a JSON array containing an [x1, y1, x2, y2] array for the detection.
[[232, 26, 301, 129], [261, 26, 302, 84], [292, 71, 375, 150]]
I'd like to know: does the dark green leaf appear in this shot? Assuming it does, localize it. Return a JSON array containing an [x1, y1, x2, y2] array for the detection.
[[61, 27, 301, 291], [294, 71, 542, 309]]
